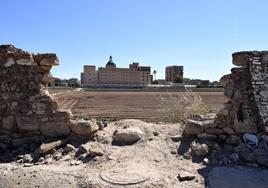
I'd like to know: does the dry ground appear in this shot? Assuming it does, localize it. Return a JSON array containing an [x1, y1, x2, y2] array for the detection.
[[1, 119, 268, 188], [50, 88, 226, 122]]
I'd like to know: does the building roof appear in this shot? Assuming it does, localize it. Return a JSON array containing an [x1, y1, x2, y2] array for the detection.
[[106, 56, 116, 68]]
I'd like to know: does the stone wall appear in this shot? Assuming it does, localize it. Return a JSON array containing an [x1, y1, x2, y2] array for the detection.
[[216, 51, 268, 134], [183, 51, 268, 166], [0, 45, 99, 150]]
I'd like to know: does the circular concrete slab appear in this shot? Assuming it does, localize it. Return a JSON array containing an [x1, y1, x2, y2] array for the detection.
[[100, 162, 150, 185]]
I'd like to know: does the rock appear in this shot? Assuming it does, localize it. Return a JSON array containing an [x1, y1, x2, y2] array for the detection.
[[223, 144, 234, 152], [225, 135, 241, 145], [23, 163, 33, 167], [222, 157, 228, 165], [239, 148, 256, 163], [101, 136, 112, 145], [32, 102, 48, 115], [170, 135, 183, 142], [177, 171, 196, 182], [16, 116, 40, 131], [203, 158, 210, 165], [70, 119, 99, 137], [64, 144, 76, 154], [230, 153, 239, 162], [200, 113, 217, 120], [61, 155, 72, 161], [170, 149, 177, 154], [234, 121, 257, 134], [33, 139, 67, 158], [53, 151, 62, 160], [70, 160, 81, 166], [2, 116, 16, 130], [218, 134, 227, 142], [50, 149, 57, 155], [206, 141, 222, 152], [16, 59, 36, 66], [205, 128, 223, 135], [0, 143, 8, 150], [183, 119, 204, 136], [44, 157, 53, 164], [243, 133, 258, 149], [113, 127, 144, 145], [223, 127, 235, 135], [22, 154, 33, 163], [197, 133, 217, 141], [253, 148, 267, 157], [38, 157, 45, 163], [39, 57, 59, 66], [232, 52, 250, 66], [108, 150, 122, 160], [246, 163, 259, 168], [201, 119, 217, 128], [183, 152, 191, 160], [88, 146, 104, 157], [40, 120, 70, 138], [256, 155, 268, 167], [153, 131, 159, 136], [77, 153, 89, 162], [97, 120, 104, 130], [4, 58, 15, 67], [191, 142, 209, 157], [78, 142, 105, 157], [234, 143, 246, 153], [78, 145, 88, 154]]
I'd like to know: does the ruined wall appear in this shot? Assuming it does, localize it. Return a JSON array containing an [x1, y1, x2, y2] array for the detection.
[[183, 51, 268, 166], [0, 45, 98, 149], [216, 51, 268, 134]]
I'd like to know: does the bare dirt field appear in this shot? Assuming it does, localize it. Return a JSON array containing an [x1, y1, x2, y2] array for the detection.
[[50, 88, 226, 122]]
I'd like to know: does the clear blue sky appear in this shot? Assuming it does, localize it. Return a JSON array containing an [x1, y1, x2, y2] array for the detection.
[[1, 0, 268, 81]]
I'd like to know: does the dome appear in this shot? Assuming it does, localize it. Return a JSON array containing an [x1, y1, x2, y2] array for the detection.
[[106, 56, 116, 68]]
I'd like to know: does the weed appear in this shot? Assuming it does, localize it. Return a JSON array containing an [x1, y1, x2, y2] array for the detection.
[[109, 116, 120, 122], [158, 89, 209, 123]]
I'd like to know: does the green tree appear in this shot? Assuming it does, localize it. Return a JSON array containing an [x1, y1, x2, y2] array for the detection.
[[174, 75, 183, 83], [152, 80, 159, 85], [153, 70, 157, 81]]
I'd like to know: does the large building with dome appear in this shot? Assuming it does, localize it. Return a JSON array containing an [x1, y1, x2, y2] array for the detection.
[[81, 56, 151, 87]]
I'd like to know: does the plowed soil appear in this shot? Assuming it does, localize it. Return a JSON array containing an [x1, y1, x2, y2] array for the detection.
[[51, 89, 226, 122]]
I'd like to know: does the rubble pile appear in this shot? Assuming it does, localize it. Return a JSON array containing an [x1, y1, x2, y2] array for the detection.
[[0, 45, 100, 160], [183, 51, 268, 167]]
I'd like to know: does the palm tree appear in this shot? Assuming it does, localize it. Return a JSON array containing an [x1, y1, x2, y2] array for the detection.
[[153, 70, 157, 81]]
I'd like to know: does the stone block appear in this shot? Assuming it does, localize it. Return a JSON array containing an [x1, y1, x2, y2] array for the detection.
[[232, 52, 250, 66], [40, 120, 70, 138], [113, 127, 144, 145], [183, 119, 204, 136], [2, 116, 16, 130], [16, 116, 40, 131], [69, 119, 99, 137], [205, 128, 224, 135], [16, 59, 36, 66], [39, 58, 59, 66], [3, 58, 15, 67]]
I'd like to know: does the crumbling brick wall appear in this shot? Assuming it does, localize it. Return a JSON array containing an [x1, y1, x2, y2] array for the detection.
[[0, 45, 98, 149], [216, 51, 268, 134]]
